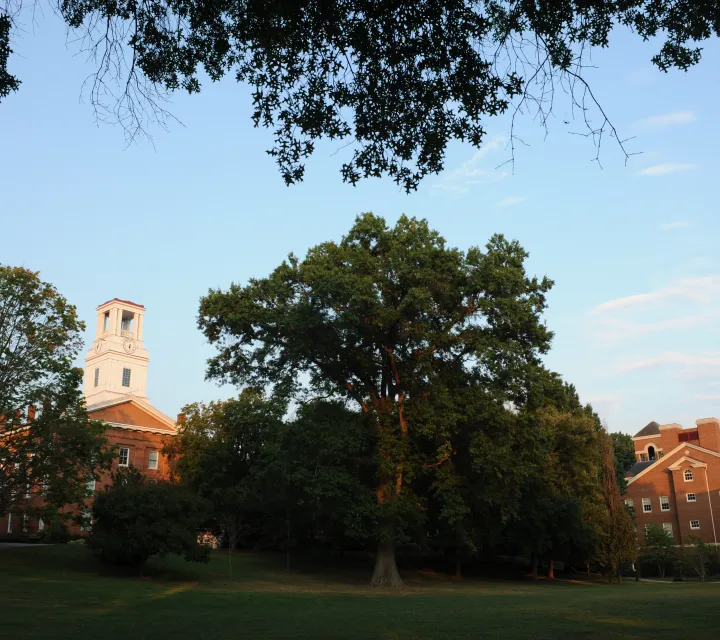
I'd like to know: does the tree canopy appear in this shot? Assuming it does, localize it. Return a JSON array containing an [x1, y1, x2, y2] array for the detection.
[[199, 213, 560, 585], [2, 1, 719, 189], [0, 265, 112, 528]]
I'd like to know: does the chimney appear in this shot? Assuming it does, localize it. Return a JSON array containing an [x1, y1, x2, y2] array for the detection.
[[659, 423, 683, 452], [696, 417, 720, 453], [176, 413, 186, 426]]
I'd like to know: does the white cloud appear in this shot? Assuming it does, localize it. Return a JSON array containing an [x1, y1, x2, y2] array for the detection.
[[660, 221, 690, 231], [694, 394, 720, 401], [431, 135, 508, 194], [636, 111, 696, 127], [593, 276, 720, 314], [638, 163, 696, 177], [615, 351, 720, 375], [497, 196, 526, 207], [595, 314, 713, 343]]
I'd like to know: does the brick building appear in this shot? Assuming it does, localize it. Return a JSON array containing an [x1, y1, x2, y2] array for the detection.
[[624, 418, 720, 545], [1, 298, 177, 538]]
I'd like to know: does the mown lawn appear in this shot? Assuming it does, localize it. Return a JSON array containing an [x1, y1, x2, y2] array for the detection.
[[0, 545, 716, 639]]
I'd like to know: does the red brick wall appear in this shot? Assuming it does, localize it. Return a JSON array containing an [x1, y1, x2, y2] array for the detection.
[[626, 445, 720, 545], [697, 420, 720, 453]]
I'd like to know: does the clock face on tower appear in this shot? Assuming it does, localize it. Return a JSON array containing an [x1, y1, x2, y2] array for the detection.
[[123, 339, 137, 354], [94, 339, 104, 353]]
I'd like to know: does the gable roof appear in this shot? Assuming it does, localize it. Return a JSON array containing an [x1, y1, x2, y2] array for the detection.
[[634, 421, 660, 438], [627, 442, 720, 485], [88, 398, 177, 435]]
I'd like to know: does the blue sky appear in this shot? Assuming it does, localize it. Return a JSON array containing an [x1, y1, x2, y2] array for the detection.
[[2, 16, 719, 435]]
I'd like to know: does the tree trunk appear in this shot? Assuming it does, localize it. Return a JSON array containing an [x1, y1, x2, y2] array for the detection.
[[531, 552, 539, 579], [371, 538, 403, 587], [547, 558, 555, 580]]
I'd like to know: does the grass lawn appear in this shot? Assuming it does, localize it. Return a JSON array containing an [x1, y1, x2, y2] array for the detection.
[[0, 545, 716, 639]]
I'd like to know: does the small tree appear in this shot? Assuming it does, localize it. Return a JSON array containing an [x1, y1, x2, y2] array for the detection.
[[639, 524, 676, 578], [88, 467, 211, 569], [684, 536, 718, 582]]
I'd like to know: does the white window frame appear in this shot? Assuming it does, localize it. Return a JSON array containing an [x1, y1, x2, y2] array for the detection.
[[684, 469, 694, 482], [642, 498, 652, 513], [660, 496, 670, 512], [690, 520, 700, 530], [662, 522, 673, 535], [624, 499, 635, 514], [118, 447, 130, 467], [148, 450, 159, 470], [38, 518, 44, 532], [687, 493, 697, 502], [22, 513, 28, 533]]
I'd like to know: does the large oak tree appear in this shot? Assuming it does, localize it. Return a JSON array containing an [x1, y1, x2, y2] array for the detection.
[[199, 213, 552, 585]]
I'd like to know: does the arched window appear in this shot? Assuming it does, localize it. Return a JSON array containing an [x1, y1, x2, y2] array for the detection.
[[648, 445, 656, 461]]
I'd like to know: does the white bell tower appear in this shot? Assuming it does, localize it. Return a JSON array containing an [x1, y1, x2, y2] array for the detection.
[[84, 299, 150, 406]]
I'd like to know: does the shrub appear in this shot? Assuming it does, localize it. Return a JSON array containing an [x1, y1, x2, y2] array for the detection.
[[87, 467, 211, 568]]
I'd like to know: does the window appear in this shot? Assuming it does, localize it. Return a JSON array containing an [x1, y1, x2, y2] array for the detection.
[[687, 493, 697, 502], [660, 496, 670, 511], [7, 513, 12, 534], [148, 451, 159, 470], [624, 499, 635, 515], [648, 446, 656, 461], [22, 513, 28, 533], [662, 522, 673, 535], [684, 469, 694, 481], [94, 367, 99, 387], [118, 447, 130, 467], [690, 520, 700, 530], [642, 498, 652, 513], [639, 453, 648, 462], [38, 518, 44, 532], [81, 508, 92, 532], [658, 450, 664, 458], [122, 368, 131, 387], [86, 478, 96, 494], [103, 311, 109, 332]]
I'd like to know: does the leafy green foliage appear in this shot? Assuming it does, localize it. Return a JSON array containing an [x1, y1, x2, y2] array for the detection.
[[0, 15, 19, 102], [88, 467, 211, 568], [640, 524, 676, 578], [0, 264, 113, 525], [610, 432, 635, 493], [200, 213, 553, 585], [165, 389, 285, 551], [683, 536, 718, 581], [4, 2, 719, 188]]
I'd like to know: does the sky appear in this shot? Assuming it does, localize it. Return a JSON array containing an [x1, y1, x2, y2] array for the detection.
[[1, 16, 719, 435]]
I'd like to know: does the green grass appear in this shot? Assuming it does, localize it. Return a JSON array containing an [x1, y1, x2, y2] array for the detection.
[[0, 546, 717, 639]]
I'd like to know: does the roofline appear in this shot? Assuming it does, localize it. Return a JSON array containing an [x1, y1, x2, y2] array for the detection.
[[627, 442, 720, 485], [104, 421, 177, 435], [87, 397, 177, 430], [97, 298, 145, 310], [667, 456, 707, 470], [633, 434, 659, 441]]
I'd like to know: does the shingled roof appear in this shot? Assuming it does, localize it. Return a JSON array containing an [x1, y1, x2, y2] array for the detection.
[[634, 421, 660, 438], [625, 460, 654, 479]]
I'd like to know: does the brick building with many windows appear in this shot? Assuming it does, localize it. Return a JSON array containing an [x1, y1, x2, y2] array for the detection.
[[0, 298, 177, 538], [624, 418, 720, 545]]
